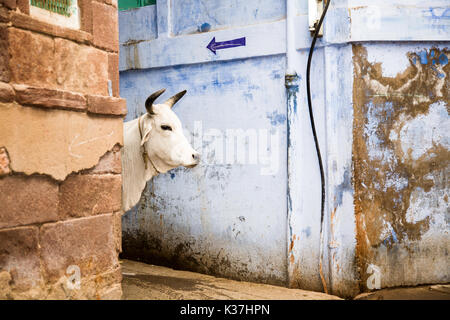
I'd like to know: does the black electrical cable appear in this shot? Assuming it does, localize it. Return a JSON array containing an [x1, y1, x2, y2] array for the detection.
[[306, 0, 331, 293]]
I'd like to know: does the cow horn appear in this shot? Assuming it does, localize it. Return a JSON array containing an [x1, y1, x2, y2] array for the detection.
[[164, 90, 187, 108], [145, 88, 166, 115]]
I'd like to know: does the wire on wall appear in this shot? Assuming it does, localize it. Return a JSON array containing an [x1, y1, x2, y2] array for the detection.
[[306, 0, 331, 294]]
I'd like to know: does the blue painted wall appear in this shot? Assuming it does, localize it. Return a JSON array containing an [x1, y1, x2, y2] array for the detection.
[[119, 0, 450, 297], [119, 5, 157, 44], [170, 0, 286, 36], [120, 55, 288, 284]]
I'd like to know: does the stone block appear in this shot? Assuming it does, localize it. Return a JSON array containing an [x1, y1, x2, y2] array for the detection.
[[11, 12, 92, 45], [40, 214, 118, 282], [55, 38, 108, 95], [79, 0, 93, 33], [0, 6, 10, 23], [14, 84, 87, 111], [0, 0, 17, 10], [8, 27, 55, 87], [0, 226, 40, 291], [92, 1, 118, 52], [59, 174, 122, 218], [0, 175, 59, 229], [0, 82, 14, 102], [0, 26, 10, 82], [87, 94, 126, 116]]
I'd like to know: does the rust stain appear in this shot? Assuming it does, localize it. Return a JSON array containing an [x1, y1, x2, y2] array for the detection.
[[289, 239, 294, 252], [329, 206, 338, 248], [289, 234, 298, 253], [352, 45, 449, 289]]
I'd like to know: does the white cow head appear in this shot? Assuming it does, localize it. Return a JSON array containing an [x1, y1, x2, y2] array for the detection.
[[140, 89, 200, 173]]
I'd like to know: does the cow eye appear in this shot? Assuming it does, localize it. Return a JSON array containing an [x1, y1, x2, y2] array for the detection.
[[161, 125, 172, 131]]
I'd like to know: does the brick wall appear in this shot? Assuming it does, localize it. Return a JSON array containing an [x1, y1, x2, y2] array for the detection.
[[0, 0, 125, 299]]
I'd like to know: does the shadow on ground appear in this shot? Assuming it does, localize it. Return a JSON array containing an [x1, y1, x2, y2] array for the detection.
[[120, 259, 450, 300], [120, 259, 341, 300]]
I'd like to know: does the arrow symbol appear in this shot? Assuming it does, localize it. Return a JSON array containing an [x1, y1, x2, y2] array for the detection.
[[207, 37, 246, 54]]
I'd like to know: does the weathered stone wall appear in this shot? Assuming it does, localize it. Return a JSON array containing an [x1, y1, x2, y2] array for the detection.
[[0, 0, 125, 299]]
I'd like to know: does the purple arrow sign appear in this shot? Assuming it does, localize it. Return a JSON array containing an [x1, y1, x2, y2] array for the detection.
[[207, 37, 246, 54]]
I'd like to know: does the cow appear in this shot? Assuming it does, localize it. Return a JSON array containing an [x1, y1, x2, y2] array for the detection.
[[121, 89, 200, 212]]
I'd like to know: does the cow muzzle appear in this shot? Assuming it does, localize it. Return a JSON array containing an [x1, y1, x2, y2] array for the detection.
[[186, 152, 200, 168]]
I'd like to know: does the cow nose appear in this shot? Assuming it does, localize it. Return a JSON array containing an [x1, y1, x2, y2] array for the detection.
[[192, 153, 200, 162]]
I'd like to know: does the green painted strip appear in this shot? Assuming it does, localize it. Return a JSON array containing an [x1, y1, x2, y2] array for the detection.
[[118, 0, 156, 11]]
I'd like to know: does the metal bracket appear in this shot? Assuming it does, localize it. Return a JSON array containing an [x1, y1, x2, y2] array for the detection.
[[308, 0, 324, 37]]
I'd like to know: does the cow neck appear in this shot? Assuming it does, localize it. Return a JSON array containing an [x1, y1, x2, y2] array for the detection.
[[138, 114, 160, 174]]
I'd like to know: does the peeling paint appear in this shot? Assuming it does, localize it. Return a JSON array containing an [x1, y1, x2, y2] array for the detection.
[[352, 44, 449, 290], [0, 147, 11, 176], [266, 111, 287, 126]]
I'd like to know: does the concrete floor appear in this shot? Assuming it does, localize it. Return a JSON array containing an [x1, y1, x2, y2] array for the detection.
[[120, 259, 341, 300], [120, 259, 450, 300], [354, 284, 450, 300]]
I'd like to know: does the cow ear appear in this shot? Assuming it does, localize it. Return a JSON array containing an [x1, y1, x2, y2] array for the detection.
[[140, 124, 152, 146]]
